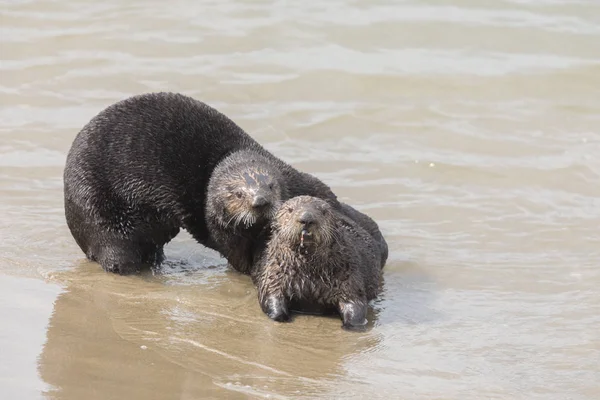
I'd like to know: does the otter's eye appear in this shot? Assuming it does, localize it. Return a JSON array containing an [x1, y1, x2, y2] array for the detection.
[[287, 207, 293, 213], [268, 184, 274, 190], [235, 192, 243, 199]]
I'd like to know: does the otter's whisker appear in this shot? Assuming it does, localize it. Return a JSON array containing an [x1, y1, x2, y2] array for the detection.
[[225, 212, 238, 228], [243, 212, 253, 228], [233, 211, 245, 228]]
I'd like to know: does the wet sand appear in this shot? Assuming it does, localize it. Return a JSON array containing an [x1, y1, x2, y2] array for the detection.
[[1, 0, 600, 399]]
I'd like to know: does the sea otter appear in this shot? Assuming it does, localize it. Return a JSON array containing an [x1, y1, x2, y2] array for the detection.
[[63, 92, 339, 274], [252, 196, 385, 331]]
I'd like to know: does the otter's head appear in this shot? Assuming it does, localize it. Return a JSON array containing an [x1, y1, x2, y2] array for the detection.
[[274, 195, 336, 250], [207, 151, 286, 231]]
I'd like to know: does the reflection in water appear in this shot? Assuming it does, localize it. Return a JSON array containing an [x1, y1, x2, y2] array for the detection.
[[0, 274, 61, 400], [39, 262, 384, 399]]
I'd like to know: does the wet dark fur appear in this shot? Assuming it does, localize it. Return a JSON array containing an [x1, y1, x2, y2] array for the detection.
[[205, 151, 389, 275], [339, 203, 388, 269], [63, 92, 339, 274], [252, 196, 385, 330], [204, 150, 287, 274]]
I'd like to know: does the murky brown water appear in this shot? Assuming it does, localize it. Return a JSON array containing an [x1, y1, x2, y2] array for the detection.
[[1, 0, 600, 399]]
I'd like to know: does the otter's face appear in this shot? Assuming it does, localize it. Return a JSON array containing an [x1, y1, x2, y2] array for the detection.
[[274, 196, 335, 249], [219, 168, 283, 229]]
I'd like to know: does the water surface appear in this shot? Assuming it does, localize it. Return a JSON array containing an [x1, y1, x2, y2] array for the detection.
[[1, 0, 599, 399]]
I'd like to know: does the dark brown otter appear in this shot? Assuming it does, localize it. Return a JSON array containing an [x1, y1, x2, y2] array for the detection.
[[204, 149, 289, 274], [252, 195, 385, 331], [63, 92, 340, 275], [205, 150, 389, 275]]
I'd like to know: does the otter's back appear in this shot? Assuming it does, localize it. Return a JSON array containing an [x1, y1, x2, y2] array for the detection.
[[64, 92, 260, 209], [334, 209, 383, 299], [339, 203, 388, 269]]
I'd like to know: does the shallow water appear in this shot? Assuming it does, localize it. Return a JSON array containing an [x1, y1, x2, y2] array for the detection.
[[1, 0, 600, 399]]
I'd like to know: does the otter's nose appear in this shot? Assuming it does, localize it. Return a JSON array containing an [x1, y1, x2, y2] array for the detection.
[[298, 211, 316, 226], [252, 195, 269, 208]]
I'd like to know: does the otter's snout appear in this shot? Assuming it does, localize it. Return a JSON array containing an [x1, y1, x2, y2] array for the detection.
[[252, 195, 269, 208], [298, 211, 316, 227]]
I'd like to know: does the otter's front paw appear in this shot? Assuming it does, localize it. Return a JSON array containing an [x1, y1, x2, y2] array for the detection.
[[262, 295, 291, 323], [339, 301, 368, 331]]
